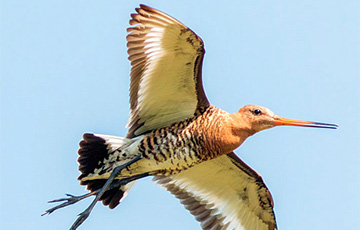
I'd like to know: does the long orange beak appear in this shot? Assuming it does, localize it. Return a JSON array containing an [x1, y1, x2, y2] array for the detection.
[[273, 116, 338, 129]]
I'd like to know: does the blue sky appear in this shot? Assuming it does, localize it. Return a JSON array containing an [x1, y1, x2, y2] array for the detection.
[[1, 1, 359, 229]]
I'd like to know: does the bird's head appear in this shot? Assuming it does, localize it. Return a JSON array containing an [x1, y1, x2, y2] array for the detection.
[[237, 104, 338, 134]]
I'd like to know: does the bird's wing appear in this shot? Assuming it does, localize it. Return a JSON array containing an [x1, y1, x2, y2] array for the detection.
[[126, 4, 209, 137], [154, 152, 277, 230]]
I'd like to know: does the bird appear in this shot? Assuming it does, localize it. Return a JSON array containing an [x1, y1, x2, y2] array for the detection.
[[43, 4, 337, 230]]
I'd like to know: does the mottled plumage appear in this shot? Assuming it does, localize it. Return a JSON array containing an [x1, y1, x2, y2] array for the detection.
[[80, 106, 245, 180]]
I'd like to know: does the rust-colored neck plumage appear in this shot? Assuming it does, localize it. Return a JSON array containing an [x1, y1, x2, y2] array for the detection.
[[219, 111, 255, 154], [192, 106, 255, 157]]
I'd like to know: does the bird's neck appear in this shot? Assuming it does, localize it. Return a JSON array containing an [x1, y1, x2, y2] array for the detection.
[[185, 107, 254, 158], [199, 110, 254, 156], [220, 112, 255, 153]]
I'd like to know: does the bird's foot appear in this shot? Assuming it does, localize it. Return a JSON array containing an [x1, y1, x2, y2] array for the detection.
[[69, 207, 92, 230], [42, 192, 94, 216]]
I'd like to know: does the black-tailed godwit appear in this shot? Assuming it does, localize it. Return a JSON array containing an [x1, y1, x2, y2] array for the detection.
[[43, 5, 337, 230]]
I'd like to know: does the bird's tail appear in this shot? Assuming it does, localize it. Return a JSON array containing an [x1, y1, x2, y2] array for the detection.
[[77, 133, 136, 209]]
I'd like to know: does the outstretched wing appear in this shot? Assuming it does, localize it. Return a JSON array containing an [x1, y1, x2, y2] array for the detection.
[[154, 152, 277, 230], [126, 4, 209, 137]]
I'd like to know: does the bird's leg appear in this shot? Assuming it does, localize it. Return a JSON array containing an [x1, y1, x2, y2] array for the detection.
[[42, 155, 145, 230], [42, 172, 149, 216], [69, 155, 144, 230]]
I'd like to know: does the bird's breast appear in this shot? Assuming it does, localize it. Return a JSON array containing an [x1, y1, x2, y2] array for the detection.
[[137, 106, 233, 175]]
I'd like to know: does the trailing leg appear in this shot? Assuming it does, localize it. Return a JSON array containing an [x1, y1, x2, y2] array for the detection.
[[42, 172, 149, 216], [70, 155, 144, 230]]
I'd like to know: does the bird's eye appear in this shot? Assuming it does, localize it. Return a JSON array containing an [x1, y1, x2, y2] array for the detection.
[[253, 109, 262, 115]]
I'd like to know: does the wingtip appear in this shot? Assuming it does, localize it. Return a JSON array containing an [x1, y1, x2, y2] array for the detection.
[[139, 4, 154, 11]]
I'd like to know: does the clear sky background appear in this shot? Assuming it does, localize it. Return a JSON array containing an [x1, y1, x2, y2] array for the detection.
[[1, 1, 359, 230]]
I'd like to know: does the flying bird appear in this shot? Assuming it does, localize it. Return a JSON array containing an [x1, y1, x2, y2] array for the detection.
[[43, 4, 337, 230]]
